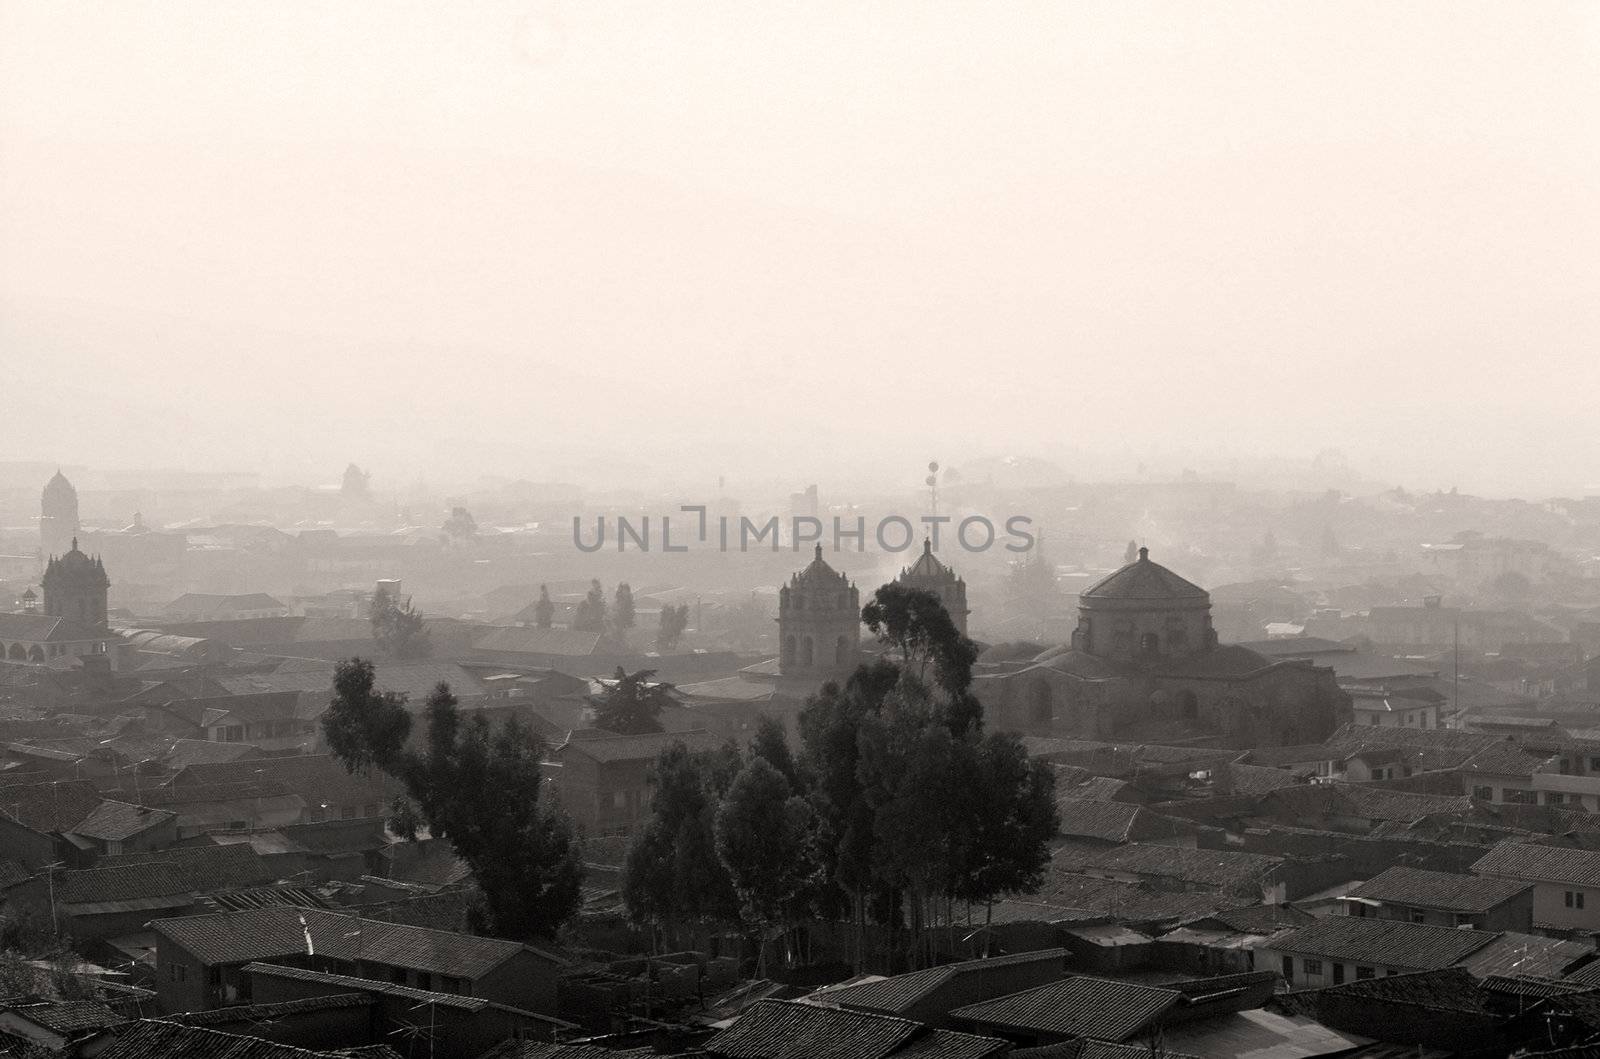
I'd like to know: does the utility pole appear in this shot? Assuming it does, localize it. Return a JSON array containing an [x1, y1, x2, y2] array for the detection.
[[1454, 619, 1461, 727]]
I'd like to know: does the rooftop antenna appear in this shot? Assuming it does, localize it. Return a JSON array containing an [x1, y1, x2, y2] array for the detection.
[[925, 461, 940, 519]]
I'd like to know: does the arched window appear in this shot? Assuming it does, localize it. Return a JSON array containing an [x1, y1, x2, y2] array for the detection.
[[835, 636, 849, 665], [1178, 690, 1199, 721], [801, 637, 814, 666], [5, 644, 23, 661], [26, 646, 44, 663], [1139, 632, 1160, 654], [781, 636, 796, 667]]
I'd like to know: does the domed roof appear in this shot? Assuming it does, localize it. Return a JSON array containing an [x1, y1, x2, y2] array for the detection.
[[899, 539, 961, 586], [43, 538, 109, 584], [791, 544, 851, 589], [977, 640, 1047, 664], [1028, 647, 1130, 680], [42, 470, 76, 498], [1080, 547, 1208, 602]]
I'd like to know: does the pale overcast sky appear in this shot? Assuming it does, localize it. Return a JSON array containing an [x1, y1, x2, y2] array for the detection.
[[2, 2, 1596, 493]]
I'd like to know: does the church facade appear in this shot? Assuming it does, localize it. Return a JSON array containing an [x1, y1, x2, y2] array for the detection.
[[975, 548, 1348, 748]]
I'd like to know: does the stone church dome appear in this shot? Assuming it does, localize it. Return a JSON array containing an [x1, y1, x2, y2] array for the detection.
[[1081, 547, 1208, 603]]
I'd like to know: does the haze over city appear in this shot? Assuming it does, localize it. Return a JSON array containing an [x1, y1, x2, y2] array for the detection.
[[4, 2, 1598, 494], [8, 7, 1600, 1058]]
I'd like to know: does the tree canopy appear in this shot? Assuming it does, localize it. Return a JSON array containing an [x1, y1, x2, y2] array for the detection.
[[621, 583, 1057, 973], [323, 659, 583, 939], [611, 582, 636, 638], [656, 603, 691, 651], [571, 579, 607, 632], [590, 667, 673, 734], [370, 587, 432, 660]]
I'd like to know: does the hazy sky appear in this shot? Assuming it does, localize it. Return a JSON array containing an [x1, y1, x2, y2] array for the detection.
[[2, 2, 1596, 494]]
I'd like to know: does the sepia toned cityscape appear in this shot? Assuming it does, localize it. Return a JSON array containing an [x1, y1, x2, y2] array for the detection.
[[2, 3, 1598, 1057]]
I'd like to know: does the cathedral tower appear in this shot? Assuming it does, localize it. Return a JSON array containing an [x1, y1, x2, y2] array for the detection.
[[778, 545, 861, 679], [41, 538, 110, 629], [40, 470, 79, 562], [896, 538, 970, 636]]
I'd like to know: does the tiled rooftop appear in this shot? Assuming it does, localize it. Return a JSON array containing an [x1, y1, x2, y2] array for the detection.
[[814, 949, 1067, 1015], [1348, 866, 1531, 913], [950, 976, 1180, 1042], [152, 906, 553, 980], [1272, 917, 1499, 970], [1473, 842, 1600, 888], [705, 998, 924, 1059]]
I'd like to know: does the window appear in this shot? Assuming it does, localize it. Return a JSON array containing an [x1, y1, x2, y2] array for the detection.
[[1567, 891, 1586, 910], [169, 963, 187, 982], [1504, 789, 1536, 805], [1332, 964, 1345, 985], [225, 820, 246, 830], [1280, 955, 1294, 985], [611, 790, 627, 809], [363, 803, 379, 817], [1303, 959, 1323, 976], [1473, 786, 1493, 801], [1548, 793, 1566, 806], [1589, 757, 1600, 772], [1356, 967, 1376, 980], [1409, 909, 1427, 924], [341, 806, 356, 820]]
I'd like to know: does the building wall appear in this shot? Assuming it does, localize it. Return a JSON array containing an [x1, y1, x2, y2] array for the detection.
[[1268, 948, 1418, 990], [1523, 880, 1600, 931], [154, 940, 213, 1013], [1075, 600, 1212, 664], [555, 753, 653, 838], [248, 972, 558, 1059], [474, 948, 562, 1014], [169, 795, 305, 837], [982, 658, 1346, 748], [0, 819, 61, 872], [1352, 704, 1437, 729], [1345, 892, 1532, 933]]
